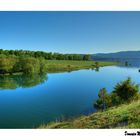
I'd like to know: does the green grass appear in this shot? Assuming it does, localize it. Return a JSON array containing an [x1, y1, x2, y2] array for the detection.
[[39, 99, 140, 129], [0, 60, 117, 75], [46, 60, 117, 72]]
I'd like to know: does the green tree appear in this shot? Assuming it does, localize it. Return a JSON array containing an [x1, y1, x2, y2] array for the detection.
[[125, 61, 128, 66], [95, 61, 99, 67], [113, 77, 139, 102], [0, 57, 16, 74], [39, 58, 48, 73], [22, 57, 40, 74], [94, 88, 109, 110], [83, 54, 91, 61], [107, 93, 121, 107], [68, 55, 73, 60]]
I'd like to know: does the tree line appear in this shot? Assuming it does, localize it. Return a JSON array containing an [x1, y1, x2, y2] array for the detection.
[[0, 49, 91, 61]]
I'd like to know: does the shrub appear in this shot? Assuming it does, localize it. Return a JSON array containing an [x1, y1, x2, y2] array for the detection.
[[95, 62, 99, 67], [113, 77, 139, 102], [94, 88, 109, 110]]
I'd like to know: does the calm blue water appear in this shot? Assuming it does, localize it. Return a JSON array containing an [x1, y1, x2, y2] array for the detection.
[[120, 58, 140, 67], [0, 65, 140, 128]]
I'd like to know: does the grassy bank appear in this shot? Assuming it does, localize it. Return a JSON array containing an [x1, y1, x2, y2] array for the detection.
[[46, 60, 117, 72], [0, 60, 117, 75], [39, 99, 140, 128]]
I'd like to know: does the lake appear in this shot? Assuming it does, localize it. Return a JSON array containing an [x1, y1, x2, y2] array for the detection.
[[0, 65, 140, 128]]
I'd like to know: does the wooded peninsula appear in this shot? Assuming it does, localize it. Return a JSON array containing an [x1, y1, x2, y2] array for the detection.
[[0, 49, 116, 75]]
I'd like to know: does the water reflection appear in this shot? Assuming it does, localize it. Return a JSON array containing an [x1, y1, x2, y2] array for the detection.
[[91, 67, 100, 72], [95, 67, 100, 72], [0, 74, 48, 89]]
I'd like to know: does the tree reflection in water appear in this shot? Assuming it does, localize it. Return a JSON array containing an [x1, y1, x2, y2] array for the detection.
[[0, 74, 48, 89]]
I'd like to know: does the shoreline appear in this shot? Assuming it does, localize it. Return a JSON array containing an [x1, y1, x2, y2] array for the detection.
[[39, 99, 140, 129], [0, 60, 118, 75]]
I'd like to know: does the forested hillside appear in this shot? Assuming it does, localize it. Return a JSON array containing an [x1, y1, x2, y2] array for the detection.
[[92, 51, 140, 61]]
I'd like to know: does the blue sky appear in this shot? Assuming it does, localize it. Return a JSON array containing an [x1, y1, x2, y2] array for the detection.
[[0, 11, 140, 54]]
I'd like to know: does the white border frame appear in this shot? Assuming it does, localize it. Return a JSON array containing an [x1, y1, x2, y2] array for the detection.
[[0, 0, 140, 11], [0, 0, 140, 140]]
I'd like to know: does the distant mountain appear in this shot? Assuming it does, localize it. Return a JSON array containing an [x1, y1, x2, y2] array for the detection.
[[92, 51, 140, 61]]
